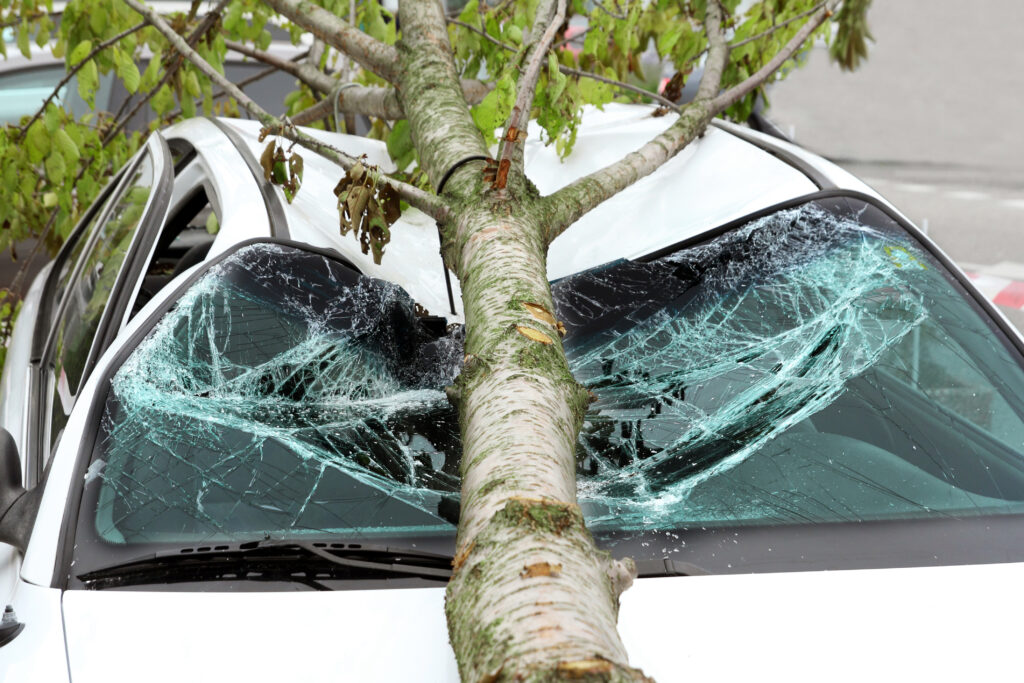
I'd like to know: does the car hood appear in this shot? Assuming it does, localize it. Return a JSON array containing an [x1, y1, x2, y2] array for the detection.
[[60, 561, 1022, 682]]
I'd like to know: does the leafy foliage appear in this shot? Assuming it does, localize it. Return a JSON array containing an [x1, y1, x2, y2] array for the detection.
[[0, 0, 870, 340]]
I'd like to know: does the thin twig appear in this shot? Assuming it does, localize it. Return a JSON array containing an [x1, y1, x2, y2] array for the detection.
[[122, 0, 444, 218], [510, 0, 566, 132], [559, 65, 680, 110], [497, 0, 566, 175], [712, 0, 837, 111], [729, 1, 827, 49], [447, 17, 675, 110], [591, 0, 627, 20], [17, 21, 148, 142], [0, 10, 61, 30], [103, 0, 231, 144], [448, 18, 515, 51], [224, 40, 331, 92], [553, 25, 591, 50]]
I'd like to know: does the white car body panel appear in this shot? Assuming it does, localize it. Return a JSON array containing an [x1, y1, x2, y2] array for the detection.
[[0, 262, 50, 465], [0, 583, 68, 682], [4, 104, 1024, 681], [48, 561, 1023, 682]]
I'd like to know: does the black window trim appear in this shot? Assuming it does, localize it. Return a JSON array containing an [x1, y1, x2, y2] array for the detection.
[[37, 133, 174, 476], [46, 190, 1024, 587]]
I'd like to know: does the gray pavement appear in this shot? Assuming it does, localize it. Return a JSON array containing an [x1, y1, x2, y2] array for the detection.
[[768, 0, 1024, 328]]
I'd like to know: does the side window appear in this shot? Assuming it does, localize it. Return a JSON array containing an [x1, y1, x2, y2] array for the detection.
[[47, 150, 156, 449], [131, 144, 219, 316]]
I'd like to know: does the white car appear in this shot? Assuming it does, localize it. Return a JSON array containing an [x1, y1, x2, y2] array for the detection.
[[3, 104, 1024, 681]]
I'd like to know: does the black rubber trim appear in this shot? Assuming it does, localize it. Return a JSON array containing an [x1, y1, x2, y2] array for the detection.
[[640, 188, 1024, 362], [30, 164, 133, 364], [52, 238, 360, 588], [711, 120, 834, 190], [436, 155, 489, 196], [207, 118, 289, 239], [85, 133, 175, 396]]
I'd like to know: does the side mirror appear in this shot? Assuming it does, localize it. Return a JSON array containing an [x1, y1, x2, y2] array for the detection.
[[0, 429, 40, 552]]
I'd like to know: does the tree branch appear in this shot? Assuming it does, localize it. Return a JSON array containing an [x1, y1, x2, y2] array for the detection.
[[449, 17, 678, 111], [448, 18, 512, 51], [122, 0, 443, 218], [16, 21, 148, 142], [290, 84, 404, 124], [103, 0, 232, 144], [263, 0, 400, 83], [509, 0, 565, 135], [591, 0, 627, 20], [712, 0, 836, 112], [695, 0, 728, 102], [394, 0, 489, 196], [560, 64, 680, 110], [224, 39, 334, 93], [540, 102, 713, 243], [729, 1, 827, 49], [541, 1, 838, 242]]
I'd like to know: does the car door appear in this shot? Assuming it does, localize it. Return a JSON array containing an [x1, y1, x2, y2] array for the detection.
[[33, 132, 172, 480]]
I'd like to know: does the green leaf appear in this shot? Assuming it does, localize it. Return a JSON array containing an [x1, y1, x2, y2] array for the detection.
[[17, 21, 31, 59], [547, 53, 567, 103], [657, 23, 685, 56], [385, 119, 415, 171], [69, 39, 93, 66], [140, 53, 163, 91], [115, 49, 142, 94], [44, 104, 61, 134], [26, 121, 51, 164], [255, 29, 272, 51], [45, 151, 67, 184], [205, 211, 219, 234], [185, 70, 201, 98], [180, 92, 196, 118], [54, 129, 80, 165], [152, 84, 175, 116], [77, 60, 99, 108]]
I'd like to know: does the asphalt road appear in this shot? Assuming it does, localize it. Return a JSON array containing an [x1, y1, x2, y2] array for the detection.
[[767, 0, 1024, 328]]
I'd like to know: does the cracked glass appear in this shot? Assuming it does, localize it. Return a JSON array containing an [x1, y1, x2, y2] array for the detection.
[[75, 198, 1024, 569]]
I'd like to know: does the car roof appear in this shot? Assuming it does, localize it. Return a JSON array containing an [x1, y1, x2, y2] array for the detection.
[[161, 103, 879, 318]]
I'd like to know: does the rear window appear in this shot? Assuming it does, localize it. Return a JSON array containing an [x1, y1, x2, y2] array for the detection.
[[71, 197, 1024, 576]]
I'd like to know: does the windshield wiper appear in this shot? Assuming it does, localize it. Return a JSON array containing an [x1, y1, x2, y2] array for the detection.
[[77, 539, 454, 589]]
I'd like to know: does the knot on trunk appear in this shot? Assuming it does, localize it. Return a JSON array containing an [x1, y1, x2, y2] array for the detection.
[[606, 557, 637, 597], [498, 496, 583, 535]]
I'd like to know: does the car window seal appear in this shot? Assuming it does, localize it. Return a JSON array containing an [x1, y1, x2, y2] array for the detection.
[[30, 160, 136, 365], [206, 117, 289, 239], [75, 132, 175, 400]]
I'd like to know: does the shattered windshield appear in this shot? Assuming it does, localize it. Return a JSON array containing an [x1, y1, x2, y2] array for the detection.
[[74, 198, 1024, 573]]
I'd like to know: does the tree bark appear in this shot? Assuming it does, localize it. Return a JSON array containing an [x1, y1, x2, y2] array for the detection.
[[394, 0, 648, 679]]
